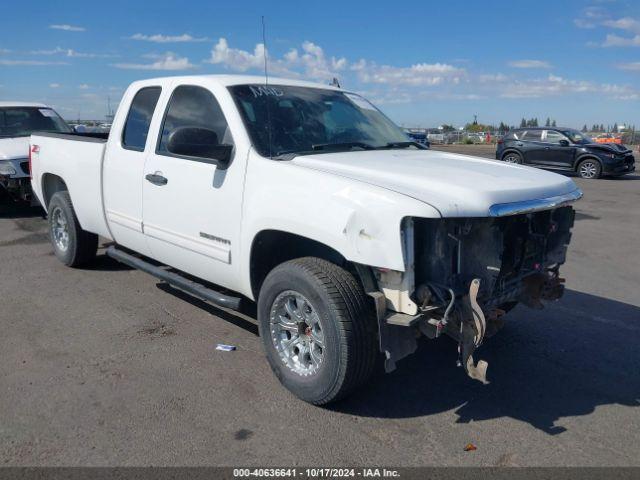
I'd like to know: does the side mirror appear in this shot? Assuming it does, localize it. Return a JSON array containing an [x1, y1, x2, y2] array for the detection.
[[167, 126, 233, 167], [73, 124, 87, 133], [559, 139, 570, 147]]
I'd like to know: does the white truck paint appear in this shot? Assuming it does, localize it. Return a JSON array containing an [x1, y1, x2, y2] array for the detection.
[[30, 75, 582, 402]]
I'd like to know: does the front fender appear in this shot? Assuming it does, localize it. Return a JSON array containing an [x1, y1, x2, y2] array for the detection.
[[238, 154, 440, 297]]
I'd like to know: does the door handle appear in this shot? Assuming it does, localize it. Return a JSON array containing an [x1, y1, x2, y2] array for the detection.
[[145, 172, 168, 186], [545, 146, 550, 150]]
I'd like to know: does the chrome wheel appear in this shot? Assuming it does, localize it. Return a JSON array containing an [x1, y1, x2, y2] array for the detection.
[[50, 206, 69, 251], [579, 161, 598, 178], [270, 291, 325, 377], [504, 153, 521, 164]]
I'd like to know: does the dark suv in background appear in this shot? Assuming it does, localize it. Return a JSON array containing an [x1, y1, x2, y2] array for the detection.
[[496, 127, 635, 179]]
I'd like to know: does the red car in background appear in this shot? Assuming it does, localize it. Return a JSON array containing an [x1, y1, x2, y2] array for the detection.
[[593, 133, 623, 144]]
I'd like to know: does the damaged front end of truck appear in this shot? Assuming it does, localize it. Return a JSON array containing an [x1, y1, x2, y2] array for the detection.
[[370, 195, 580, 384]]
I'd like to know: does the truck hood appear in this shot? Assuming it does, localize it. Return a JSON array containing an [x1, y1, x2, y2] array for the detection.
[[291, 149, 580, 217], [0, 137, 29, 160]]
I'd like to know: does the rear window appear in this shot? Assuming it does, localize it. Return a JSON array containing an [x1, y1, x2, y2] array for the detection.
[[522, 130, 542, 141], [122, 87, 162, 151], [0, 107, 71, 138], [504, 131, 521, 140]]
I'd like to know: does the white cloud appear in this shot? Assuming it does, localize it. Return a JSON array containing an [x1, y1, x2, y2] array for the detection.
[[129, 33, 208, 43], [0, 59, 69, 66], [49, 83, 61, 88], [573, 6, 606, 29], [112, 52, 195, 70], [602, 34, 640, 47], [49, 24, 85, 32], [208, 39, 291, 77], [206, 37, 463, 86], [574, 18, 597, 29], [78, 84, 90, 89], [294, 41, 348, 78], [617, 61, 640, 71], [30, 47, 66, 55], [574, 9, 640, 47], [508, 59, 552, 69], [499, 74, 638, 99], [0, 48, 10, 54], [478, 73, 509, 83], [30, 46, 118, 58], [205, 38, 349, 80], [67, 49, 118, 58], [354, 60, 465, 87], [602, 17, 640, 34]]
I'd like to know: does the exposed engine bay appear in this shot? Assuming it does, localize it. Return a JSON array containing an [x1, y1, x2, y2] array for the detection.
[[375, 206, 576, 383]]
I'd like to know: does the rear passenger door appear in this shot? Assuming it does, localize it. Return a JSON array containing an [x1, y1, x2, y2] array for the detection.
[[103, 85, 162, 256], [142, 82, 247, 291], [519, 130, 546, 165]]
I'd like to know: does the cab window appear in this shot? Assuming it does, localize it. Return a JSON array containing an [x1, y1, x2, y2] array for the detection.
[[157, 85, 232, 157], [122, 87, 162, 151]]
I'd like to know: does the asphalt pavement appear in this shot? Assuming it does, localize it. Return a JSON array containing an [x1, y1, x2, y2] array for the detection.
[[1, 147, 639, 466]]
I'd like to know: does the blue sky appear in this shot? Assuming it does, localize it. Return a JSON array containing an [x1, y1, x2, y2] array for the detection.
[[1, 0, 639, 128]]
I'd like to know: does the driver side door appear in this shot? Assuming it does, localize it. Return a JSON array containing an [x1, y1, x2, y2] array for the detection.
[[142, 83, 246, 291]]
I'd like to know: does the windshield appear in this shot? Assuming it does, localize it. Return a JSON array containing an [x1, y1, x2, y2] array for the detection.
[[0, 107, 71, 138], [229, 85, 411, 158], [561, 129, 593, 144]]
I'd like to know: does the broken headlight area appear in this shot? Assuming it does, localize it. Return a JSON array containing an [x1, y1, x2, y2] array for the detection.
[[381, 206, 575, 384]]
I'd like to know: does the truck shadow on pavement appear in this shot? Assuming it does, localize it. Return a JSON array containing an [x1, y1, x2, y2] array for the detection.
[[0, 200, 44, 219], [156, 282, 259, 336], [334, 289, 640, 435]]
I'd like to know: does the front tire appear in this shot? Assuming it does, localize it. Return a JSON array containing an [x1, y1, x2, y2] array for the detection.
[[577, 158, 601, 179], [48, 191, 98, 267], [258, 258, 377, 405]]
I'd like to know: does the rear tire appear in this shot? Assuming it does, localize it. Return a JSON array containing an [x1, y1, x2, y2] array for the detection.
[[257, 257, 377, 405], [48, 191, 98, 267], [577, 158, 601, 179], [502, 152, 522, 164]]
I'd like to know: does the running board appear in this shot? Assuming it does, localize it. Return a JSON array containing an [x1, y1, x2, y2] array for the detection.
[[105, 246, 241, 310]]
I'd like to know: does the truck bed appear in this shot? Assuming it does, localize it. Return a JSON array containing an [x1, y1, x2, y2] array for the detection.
[[30, 131, 112, 239]]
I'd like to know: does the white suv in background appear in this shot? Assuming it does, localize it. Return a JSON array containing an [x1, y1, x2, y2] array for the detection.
[[0, 102, 71, 203]]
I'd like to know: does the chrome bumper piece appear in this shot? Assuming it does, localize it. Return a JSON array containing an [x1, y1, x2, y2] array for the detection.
[[489, 189, 583, 217]]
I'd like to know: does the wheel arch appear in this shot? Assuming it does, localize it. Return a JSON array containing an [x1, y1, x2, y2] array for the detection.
[[41, 173, 68, 209], [248, 229, 375, 301]]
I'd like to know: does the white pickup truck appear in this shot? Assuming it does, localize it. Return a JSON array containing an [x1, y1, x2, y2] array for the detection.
[[0, 102, 71, 203], [30, 75, 582, 404]]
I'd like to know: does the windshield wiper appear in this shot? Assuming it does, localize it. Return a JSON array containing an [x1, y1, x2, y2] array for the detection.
[[379, 141, 428, 150], [311, 142, 375, 151], [271, 142, 376, 160]]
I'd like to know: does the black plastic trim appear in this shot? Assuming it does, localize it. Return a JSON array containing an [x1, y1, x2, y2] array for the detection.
[[31, 131, 108, 143], [106, 246, 241, 310]]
